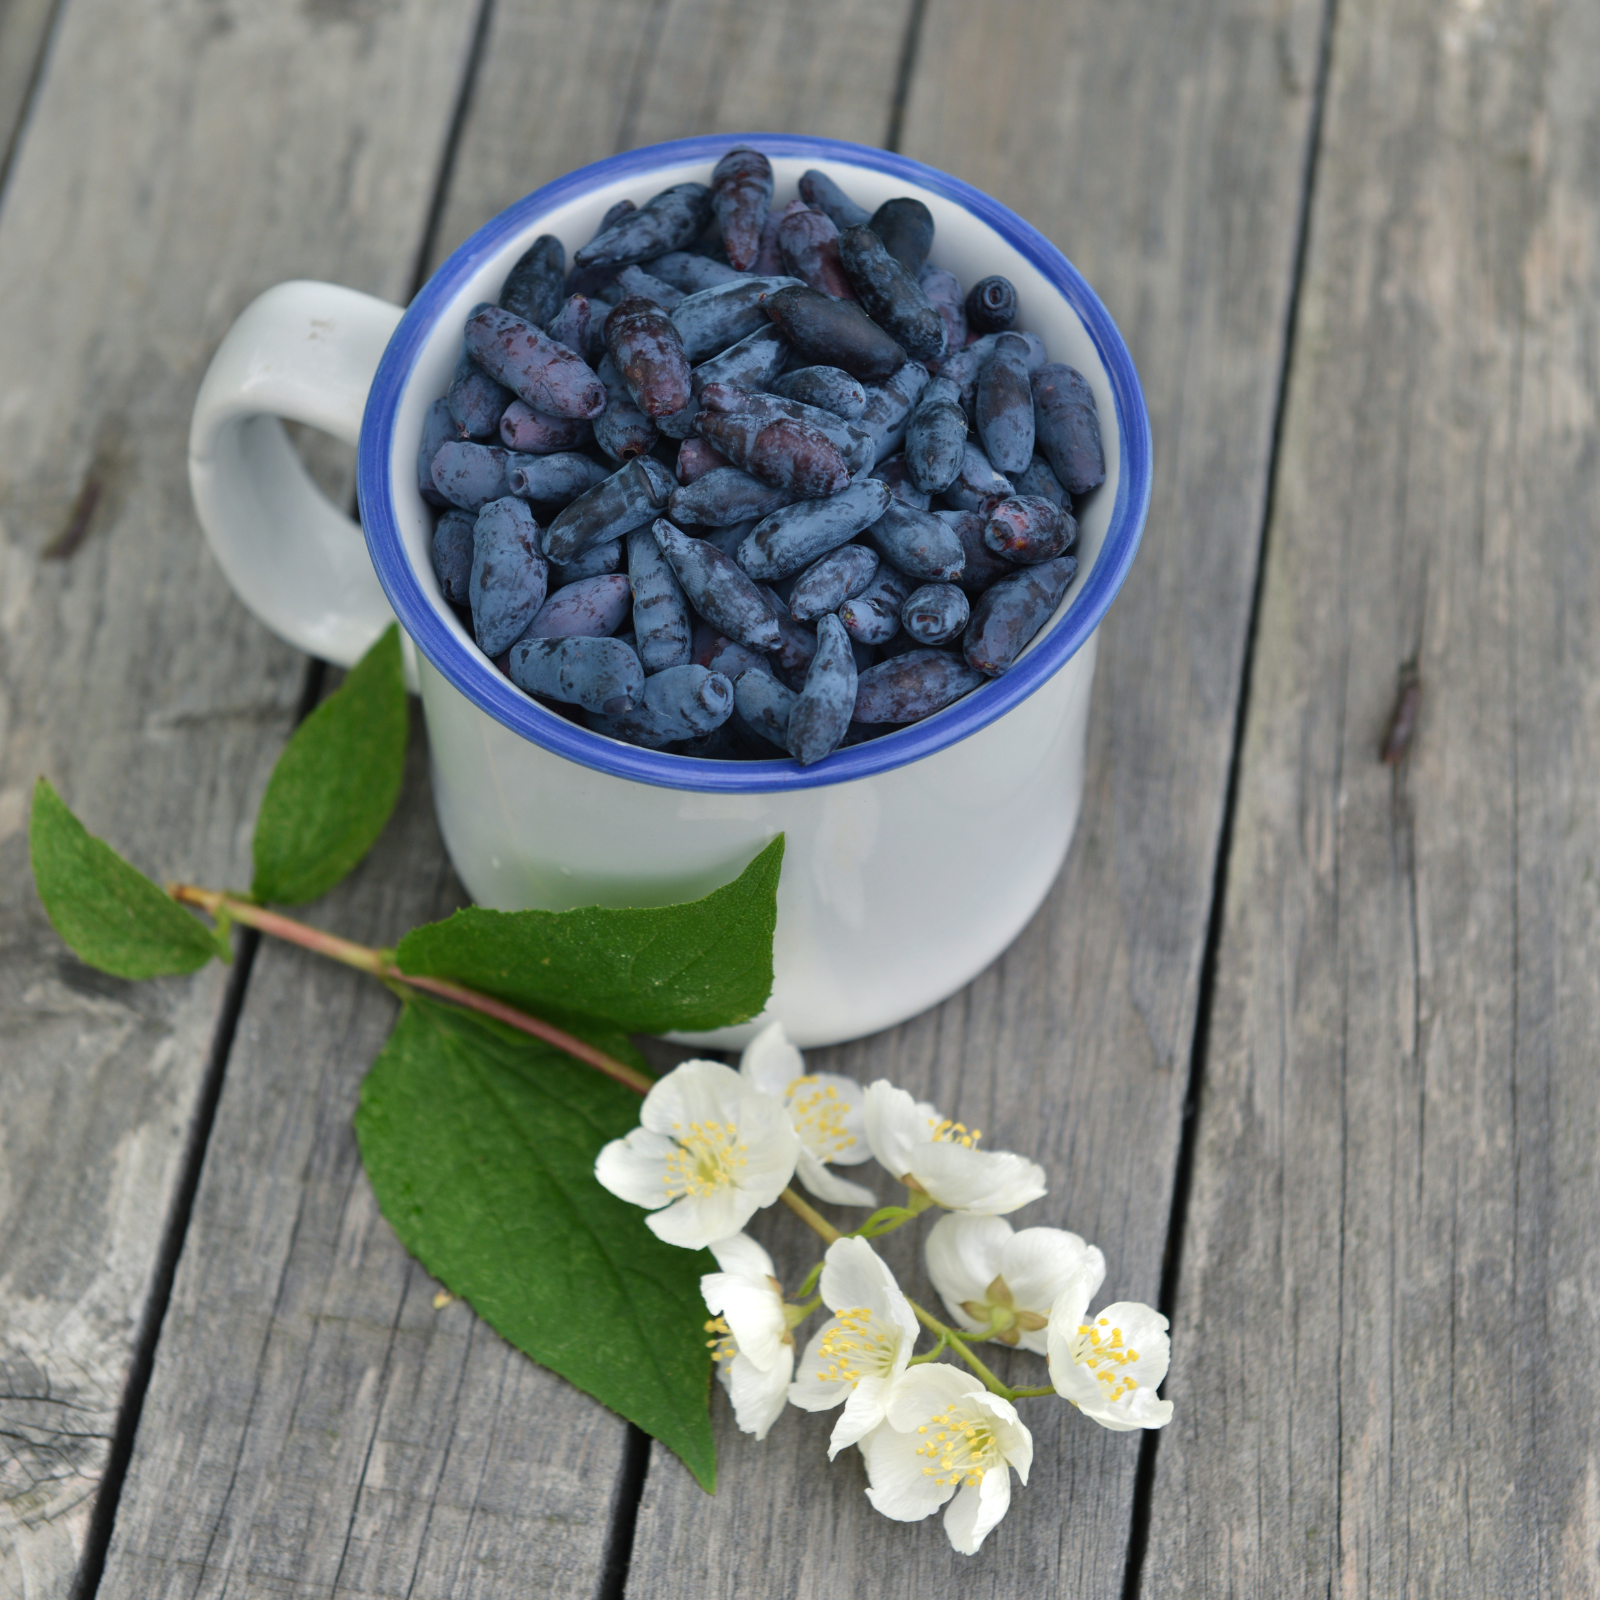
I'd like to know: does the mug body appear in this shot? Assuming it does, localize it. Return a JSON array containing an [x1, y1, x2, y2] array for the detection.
[[358, 135, 1150, 1048]]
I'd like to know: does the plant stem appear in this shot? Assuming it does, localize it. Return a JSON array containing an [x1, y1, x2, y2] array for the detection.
[[167, 884, 654, 1095], [779, 1186, 841, 1242]]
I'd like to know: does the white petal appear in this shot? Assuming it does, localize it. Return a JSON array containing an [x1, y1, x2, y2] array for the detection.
[[1078, 1388, 1175, 1432], [828, 1373, 890, 1457], [882, 1361, 986, 1429], [722, 1345, 794, 1440], [861, 1422, 952, 1522], [794, 1149, 879, 1208], [1000, 1229, 1104, 1354], [924, 1213, 1013, 1330], [645, 1185, 751, 1250], [1046, 1267, 1104, 1401], [907, 1143, 1047, 1215], [739, 1020, 805, 1100], [817, 1238, 920, 1349], [862, 1079, 940, 1179], [700, 1271, 786, 1371], [594, 1130, 676, 1210], [943, 1466, 1011, 1555], [638, 1058, 746, 1136], [804, 1072, 875, 1166], [706, 1232, 776, 1282], [1094, 1300, 1172, 1390]]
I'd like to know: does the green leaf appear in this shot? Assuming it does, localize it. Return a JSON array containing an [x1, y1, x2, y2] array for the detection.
[[356, 996, 716, 1488], [251, 624, 408, 905], [393, 836, 783, 1036], [28, 777, 219, 979]]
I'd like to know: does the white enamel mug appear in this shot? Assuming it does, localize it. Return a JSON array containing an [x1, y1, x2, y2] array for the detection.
[[189, 133, 1151, 1048]]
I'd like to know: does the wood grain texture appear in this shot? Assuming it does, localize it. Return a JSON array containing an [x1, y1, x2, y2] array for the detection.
[[95, 732, 637, 1600], [0, 1, 483, 1592], [1142, 0, 1600, 1593], [429, 0, 919, 266], [624, 0, 1330, 1592], [0, 0, 57, 177]]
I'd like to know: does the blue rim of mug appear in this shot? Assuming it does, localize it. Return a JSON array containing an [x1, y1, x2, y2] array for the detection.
[[358, 132, 1151, 794]]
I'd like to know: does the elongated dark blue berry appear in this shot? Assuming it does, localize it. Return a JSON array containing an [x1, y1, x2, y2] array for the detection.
[[506, 451, 611, 505], [694, 409, 850, 498], [984, 495, 1074, 563], [787, 613, 856, 765], [519, 573, 632, 641], [734, 668, 796, 749], [500, 234, 566, 330], [778, 206, 855, 300], [646, 251, 743, 293], [431, 508, 475, 605], [676, 436, 728, 482], [866, 501, 965, 581], [919, 264, 968, 354], [500, 400, 592, 454], [471, 497, 548, 655], [839, 564, 911, 644], [654, 518, 780, 650], [768, 365, 866, 419], [550, 537, 623, 584], [593, 354, 658, 463], [694, 623, 771, 681], [762, 285, 907, 382], [711, 147, 774, 271], [963, 556, 1077, 675], [668, 466, 795, 526], [856, 361, 931, 462], [838, 225, 945, 363], [542, 456, 674, 562], [590, 663, 734, 747], [688, 325, 789, 401], [671, 276, 796, 361], [756, 586, 819, 677], [448, 352, 511, 439], [900, 582, 969, 645], [545, 294, 591, 357], [789, 543, 879, 620], [937, 331, 1046, 415], [965, 275, 1018, 333], [605, 296, 692, 419], [939, 439, 1012, 512], [432, 439, 512, 511], [854, 649, 985, 722], [1010, 453, 1069, 508], [615, 265, 685, 309], [904, 376, 967, 492], [418, 397, 459, 507], [871, 453, 931, 510], [799, 169, 871, 230], [509, 635, 644, 715], [698, 380, 872, 473], [974, 332, 1035, 474], [1031, 363, 1106, 495], [737, 478, 891, 580], [575, 182, 713, 270], [939, 509, 1014, 594], [464, 304, 607, 419], [627, 524, 692, 672], [699, 522, 755, 559], [868, 197, 935, 275]]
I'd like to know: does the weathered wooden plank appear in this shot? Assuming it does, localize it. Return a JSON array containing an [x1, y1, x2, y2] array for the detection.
[[1142, 0, 1600, 1593], [623, 0, 1330, 1593], [429, 0, 919, 268], [0, 0, 57, 177], [96, 732, 638, 1600], [0, 1, 485, 1592]]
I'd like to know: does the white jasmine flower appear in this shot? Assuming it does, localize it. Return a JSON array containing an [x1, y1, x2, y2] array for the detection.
[[701, 1234, 793, 1440], [858, 1363, 1033, 1555], [1046, 1262, 1174, 1432], [862, 1081, 1047, 1215], [595, 1059, 799, 1249], [739, 1022, 878, 1207], [924, 1213, 1105, 1354], [788, 1237, 919, 1456]]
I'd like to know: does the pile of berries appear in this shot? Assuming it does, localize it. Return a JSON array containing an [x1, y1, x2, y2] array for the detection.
[[421, 147, 1105, 766]]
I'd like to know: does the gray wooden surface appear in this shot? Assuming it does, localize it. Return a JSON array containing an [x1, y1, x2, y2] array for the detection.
[[2, 0, 1594, 1594]]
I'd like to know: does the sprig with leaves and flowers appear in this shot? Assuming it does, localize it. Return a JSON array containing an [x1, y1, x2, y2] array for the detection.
[[27, 625, 1171, 1557]]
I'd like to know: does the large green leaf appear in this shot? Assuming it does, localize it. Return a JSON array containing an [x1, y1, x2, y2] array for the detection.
[[393, 836, 783, 1035], [251, 624, 408, 905], [356, 996, 716, 1488], [28, 777, 221, 978]]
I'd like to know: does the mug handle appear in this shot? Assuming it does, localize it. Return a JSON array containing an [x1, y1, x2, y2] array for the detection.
[[189, 280, 413, 674]]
